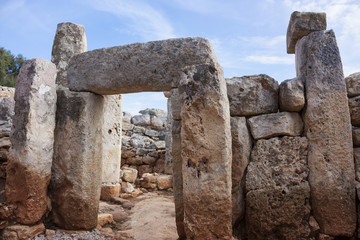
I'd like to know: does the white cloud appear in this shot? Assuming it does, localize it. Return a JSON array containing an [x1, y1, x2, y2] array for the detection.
[[85, 0, 175, 41], [244, 55, 294, 65]]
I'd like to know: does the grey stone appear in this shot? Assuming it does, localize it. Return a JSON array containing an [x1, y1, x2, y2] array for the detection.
[[165, 98, 173, 174], [50, 87, 104, 230], [148, 141, 166, 149], [51, 22, 87, 87], [286, 11, 326, 54], [170, 88, 182, 120], [296, 29, 356, 236], [246, 137, 311, 239], [129, 135, 153, 148], [279, 77, 305, 112], [122, 111, 132, 123], [122, 123, 134, 131], [345, 72, 360, 97], [102, 95, 122, 185], [151, 116, 166, 130], [179, 64, 232, 239], [131, 114, 150, 126], [349, 96, 360, 127], [67, 38, 218, 94], [144, 128, 160, 137], [247, 112, 303, 140], [6, 58, 57, 225], [139, 108, 167, 117], [226, 75, 279, 117], [353, 128, 360, 147], [0, 97, 14, 122], [133, 126, 146, 134], [230, 117, 252, 226]]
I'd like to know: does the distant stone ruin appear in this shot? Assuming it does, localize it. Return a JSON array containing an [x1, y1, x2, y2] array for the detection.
[[1, 11, 360, 240]]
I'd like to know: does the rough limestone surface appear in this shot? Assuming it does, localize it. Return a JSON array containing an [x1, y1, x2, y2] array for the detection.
[[230, 117, 252, 226], [171, 120, 185, 238], [51, 21, 93, 189], [348, 96, 360, 127], [353, 128, 360, 147], [226, 75, 279, 117], [279, 77, 305, 112], [286, 11, 326, 54], [354, 148, 360, 182], [2, 223, 45, 239], [296, 30, 356, 236], [50, 87, 104, 230], [179, 64, 232, 239], [246, 137, 311, 239], [51, 22, 87, 87], [68, 38, 218, 95], [345, 72, 360, 97], [6, 58, 57, 225], [170, 88, 182, 120], [247, 112, 303, 140], [164, 95, 173, 174], [101, 95, 122, 199]]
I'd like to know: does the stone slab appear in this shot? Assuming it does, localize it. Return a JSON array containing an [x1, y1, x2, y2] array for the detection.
[[287, 11, 326, 54], [296, 29, 356, 236], [247, 112, 303, 140], [179, 64, 232, 239], [50, 87, 104, 230], [226, 75, 278, 117], [279, 77, 305, 112], [51, 22, 87, 87], [6, 58, 57, 225], [68, 38, 218, 94], [230, 117, 252, 226]]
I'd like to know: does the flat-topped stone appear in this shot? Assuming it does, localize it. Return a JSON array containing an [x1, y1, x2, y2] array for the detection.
[[68, 38, 218, 94], [226, 75, 279, 117], [279, 77, 305, 112], [287, 11, 326, 54], [247, 112, 303, 140]]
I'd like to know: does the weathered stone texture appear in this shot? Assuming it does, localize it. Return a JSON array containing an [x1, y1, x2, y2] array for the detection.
[[164, 96, 173, 174], [171, 120, 185, 238], [279, 77, 305, 112], [247, 112, 303, 140], [51, 22, 87, 87], [296, 30, 356, 236], [179, 64, 232, 239], [102, 95, 122, 185], [230, 117, 252, 226], [287, 11, 326, 54], [349, 96, 360, 127], [226, 75, 279, 117], [353, 128, 360, 147], [354, 148, 360, 182], [246, 137, 311, 239], [2, 223, 45, 240], [345, 72, 360, 97], [68, 38, 218, 95], [6, 58, 57, 225], [170, 88, 182, 120], [50, 87, 104, 230], [0, 87, 14, 122]]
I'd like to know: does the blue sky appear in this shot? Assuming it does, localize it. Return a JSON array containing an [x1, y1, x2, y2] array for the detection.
[[1, 0, 359, 115]]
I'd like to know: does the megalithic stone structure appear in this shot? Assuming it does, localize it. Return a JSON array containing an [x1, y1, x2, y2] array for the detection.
[[289, 12, 356, 236], [179, 64, 232, 239], [6, 58, 57, 225]]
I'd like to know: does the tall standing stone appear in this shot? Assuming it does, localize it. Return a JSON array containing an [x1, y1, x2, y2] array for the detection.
[[230, 117, 252, 226], [50, 87, 104, 230], [296, 30, 356, 236], [101, 95, 122, 200], [51, 22, 87, 87], [179, 64, 232, 239], [164, 91, 173, 174], [6, 58, 57, 225]]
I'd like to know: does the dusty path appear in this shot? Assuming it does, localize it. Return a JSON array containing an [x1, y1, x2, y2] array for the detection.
[[119, 192, 178, 240]]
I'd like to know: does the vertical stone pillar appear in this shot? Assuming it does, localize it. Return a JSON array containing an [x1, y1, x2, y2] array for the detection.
[[51, 22, 87, 87], [101, 94, 122, 200], [50, 87, 104, 230], [179, 64, 232, 239], [164, 91, 173, 174], [230, 117, 252, 227], [296, 30, 356, 236], [6, 58, 57, 225]]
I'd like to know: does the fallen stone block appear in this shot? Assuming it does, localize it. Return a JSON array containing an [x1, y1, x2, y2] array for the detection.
[[345, 72, 360, 97], [122, 167, 138, 183], [226, 74, 278, 117], [100, 184, 121, 201], [287, 11, 326, 54], [279, 77, 305, 112], [157, 175, 173, 190], [247, 112, 303, 140], [6, 58, 57, 225]]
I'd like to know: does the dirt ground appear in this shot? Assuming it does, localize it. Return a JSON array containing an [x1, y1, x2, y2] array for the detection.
[[116, 192, 178, 240]]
